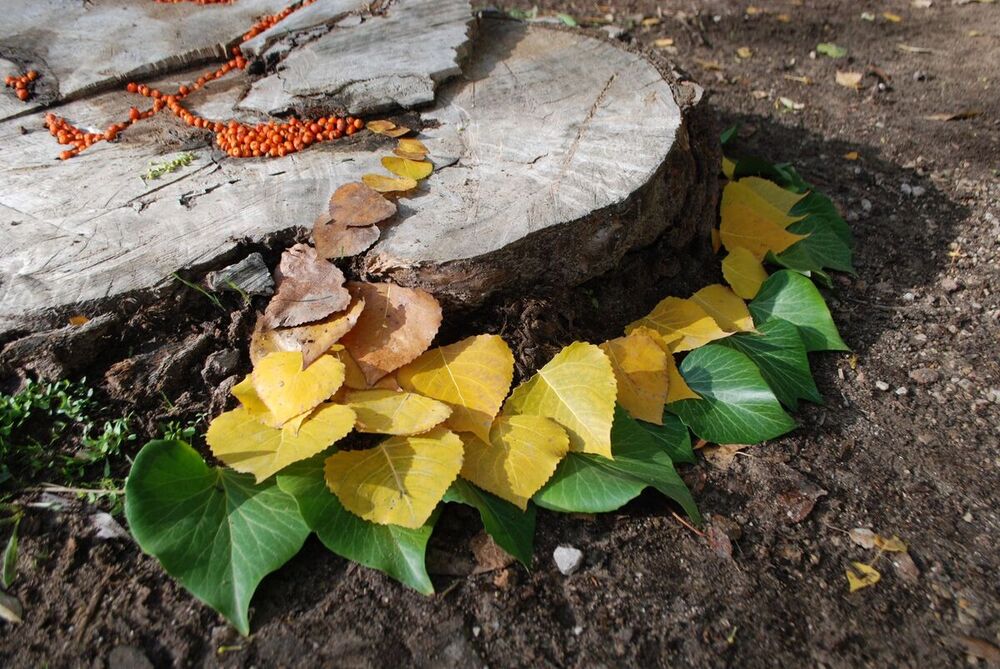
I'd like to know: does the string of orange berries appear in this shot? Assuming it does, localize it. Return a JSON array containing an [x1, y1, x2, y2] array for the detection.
[[4, 70, 38, 102], [44, 0, 364, 161]]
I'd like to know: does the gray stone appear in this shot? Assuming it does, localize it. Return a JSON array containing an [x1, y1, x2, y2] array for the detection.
[[107, 646, 154, 669], [553, 545, 584, 575], [202, 349, 242, 383], [908, 367, 940, 384]]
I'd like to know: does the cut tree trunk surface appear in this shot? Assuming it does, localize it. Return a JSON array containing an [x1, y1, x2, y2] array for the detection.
[[0, 0, 717, 336]]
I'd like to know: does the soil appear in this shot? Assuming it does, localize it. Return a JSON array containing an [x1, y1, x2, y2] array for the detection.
[[2, 0, 1000, 667]]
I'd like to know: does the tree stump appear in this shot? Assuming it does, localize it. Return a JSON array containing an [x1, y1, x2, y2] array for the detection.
[[0, 0, 718, 336]]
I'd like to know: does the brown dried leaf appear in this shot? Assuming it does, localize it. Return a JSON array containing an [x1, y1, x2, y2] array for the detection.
[[313, 217, 381, 259], [702, 443, 750, 469], [250, 295, 366, 367], [394, 138, 428, 161], [327, 182, 396, 227], [340, 281, 443, 386], [263, 244, 351, 328], [471, 532, 516, 574]]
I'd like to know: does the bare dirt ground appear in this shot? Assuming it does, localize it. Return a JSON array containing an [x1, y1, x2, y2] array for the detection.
[[1, 1, 999, 667]]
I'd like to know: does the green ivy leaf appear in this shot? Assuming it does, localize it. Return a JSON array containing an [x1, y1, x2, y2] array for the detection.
[[790, 192, 853, 246], [667, 345, 797, 445], [444, 478, 536, 567], [773, 193, 855, 278], [749, 270, 849, 351], [534, 407, 700, 522], [276, 456, 437, 595], [636, 413, 696, 464], [717, 318, 822, 410], [124, 440, 309, 635], [720, 125, 738, 146]]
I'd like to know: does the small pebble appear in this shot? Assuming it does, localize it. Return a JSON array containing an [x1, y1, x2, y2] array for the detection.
[[940, 276, 960, 292], [909, 368, 939, 384], [553, 546, 584, 575], [895, 386, 908, 396], [876, 381, 890, 391]]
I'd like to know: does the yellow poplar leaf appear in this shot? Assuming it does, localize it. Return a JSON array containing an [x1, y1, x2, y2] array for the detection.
[[232, 374, 271, 417], [626, 297, 730, 352], [628, 326, 702, 402], [207, 403, 355, 482], [345, 389, 452, 435], [722, 247, 769, 299], [690, 284, 755, 332], [599, 334, 669, 424], [362, 173, 418, 193], [324, 427, 463, 528], [249, 296, 366, 367], [327, 347, 367, 391], [836, 70, 863, 89], [874, 534, 908, 553], [381, 156, 433, 181], [394, 138, 428, 161], [366, 120, 410, 137], [720, 177, 808, 258], [252, 351, 344, 426], [396, 334, 514, 443], [459, 415, 570, 510], [503, 342, 617, 458], [846, 562, 881, 592], [722, 156, 736, 179]]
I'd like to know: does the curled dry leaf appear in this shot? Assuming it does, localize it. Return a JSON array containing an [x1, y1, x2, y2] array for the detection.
[[264, 244, 351, 328], [340, 282, 443, 386], [327, 181, 397, 228], [835, 71, 864, 88], [381, 156, 433, 181], [314, 217, 381, 259], [846, 561, 881, 592], [362, 173, 418, 193], [366, 120, 411, 137], [394, 138, 428, 161], [250, 295, 366, 367]]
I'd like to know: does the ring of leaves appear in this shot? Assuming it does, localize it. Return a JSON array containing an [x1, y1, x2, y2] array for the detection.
[[125, 128, 854, 634]]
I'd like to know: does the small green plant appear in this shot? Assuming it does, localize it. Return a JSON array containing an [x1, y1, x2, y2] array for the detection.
[[0, 379, 134, 502], [172, 273, 225, 311], [158, 414, 206, 443], [143, 152, 195, 181]]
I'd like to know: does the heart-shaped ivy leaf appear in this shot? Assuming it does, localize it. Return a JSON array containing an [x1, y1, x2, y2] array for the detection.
[[667, 345, 797, 445], [276, 455, 437, 594], [636, 413, 696, 465], [717, 317, 822, 410], [534, 407, 700, 522], [749, 270, 849, 352], [125, 440, 310, 635], [444, 478, 536, 567]]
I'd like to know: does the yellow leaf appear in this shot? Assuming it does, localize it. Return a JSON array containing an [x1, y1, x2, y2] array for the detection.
[[503, 342, 617, 458], [846, 562, 881, 592], [722, 247, 769, 299], [776, 13, 791, 22], [366, 120, 410, 137], [396, 335, 513, 443], [722, 157, 736, 179], [690, 284, 755, 332], [599, 334, 669, 424], [653, 37, 675, 48], [626, 297, 730, 352], [207, 403, 355, 482], [459, 415, 570, 509], [628, 327, 701, 402], [344, 389, 452, 435], [874, 534, 908, 553], [69, 315, 89, 326], [325, 427, 463, 528], [736, 46, 753, 59], [252, 351, 344, 426], [394, 138, 428, 161], [721, 178, 808, 258], [329, 347, 368, 390], [844, 151, 860, 161], [231, 374, 284, 428], [249, 296, 366, 367], [362, 173, 418, 193], [883, 11, 902, 22], [381, 156, 433, 181]]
